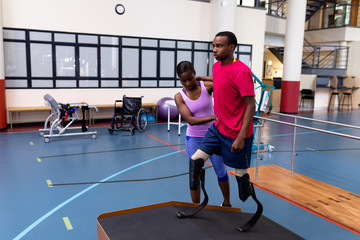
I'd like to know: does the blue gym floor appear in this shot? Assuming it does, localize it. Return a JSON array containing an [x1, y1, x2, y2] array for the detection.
[[1, 110, 360, 240]]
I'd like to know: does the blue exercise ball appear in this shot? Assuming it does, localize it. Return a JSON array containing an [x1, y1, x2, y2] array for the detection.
[[157, 97, 179, 120], [141, 112, 156, 123]]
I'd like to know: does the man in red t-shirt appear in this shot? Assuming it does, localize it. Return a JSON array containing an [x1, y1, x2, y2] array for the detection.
[[189, 31, 256, 203]]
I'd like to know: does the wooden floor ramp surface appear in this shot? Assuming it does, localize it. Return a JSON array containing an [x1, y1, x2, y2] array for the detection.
[[243, 165, 360, 234]]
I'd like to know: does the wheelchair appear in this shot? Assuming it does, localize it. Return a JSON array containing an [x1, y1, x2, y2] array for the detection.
[[108, 95, 148, 135], [39, 94, 98, 142]]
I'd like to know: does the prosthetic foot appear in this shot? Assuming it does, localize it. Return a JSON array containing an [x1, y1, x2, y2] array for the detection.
[[177, 159, 208, 219], [236, 174, 263, 232]]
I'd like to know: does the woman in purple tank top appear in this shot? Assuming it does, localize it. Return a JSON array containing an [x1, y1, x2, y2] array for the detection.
[[174, 61, 231, 207]]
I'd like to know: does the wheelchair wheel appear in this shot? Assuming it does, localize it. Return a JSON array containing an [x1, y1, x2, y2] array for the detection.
[[136, 108, 148, 132]]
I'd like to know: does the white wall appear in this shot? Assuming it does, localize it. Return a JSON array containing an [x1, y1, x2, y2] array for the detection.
[[305, 27, 360, 43], [347, 41, 360, 77], [2, 0, 211, 111], [5, 88, 182, 107], [264, 34, 284, 48], [2, 0, 266, 114], [300, 74, 317, 91], [2, 0, 211, 41], [265, 15, 286, 36], [235, 7, 265, 79]]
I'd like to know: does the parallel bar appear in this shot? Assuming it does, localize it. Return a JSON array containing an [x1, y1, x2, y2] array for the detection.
[[291, 118, 297, 173], [255, 116, 360, 141], [270, 112, 360, 130]]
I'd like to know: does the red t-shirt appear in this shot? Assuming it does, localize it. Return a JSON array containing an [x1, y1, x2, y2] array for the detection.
[[213, 59, 254, 139]]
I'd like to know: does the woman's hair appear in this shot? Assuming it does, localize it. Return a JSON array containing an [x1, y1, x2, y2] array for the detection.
[[176, 61, 195, 77]]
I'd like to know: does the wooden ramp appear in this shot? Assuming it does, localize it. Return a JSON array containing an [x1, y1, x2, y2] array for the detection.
[[234, 165, 360, 234]]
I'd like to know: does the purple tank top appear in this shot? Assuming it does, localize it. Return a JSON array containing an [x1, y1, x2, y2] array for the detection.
[[179, 81, 214, 137]]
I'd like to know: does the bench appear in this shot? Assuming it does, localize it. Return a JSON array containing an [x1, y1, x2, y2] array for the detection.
[[89, 103, 159, 125], [8, 106, 52, 129], [7, 103, 159, 129]]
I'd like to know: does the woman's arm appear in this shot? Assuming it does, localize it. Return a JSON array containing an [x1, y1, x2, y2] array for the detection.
[[174, 93, 217, 126]]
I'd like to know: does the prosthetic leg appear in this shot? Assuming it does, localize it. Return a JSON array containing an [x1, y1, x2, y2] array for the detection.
[[177, 158, 209, 218], [235, 173, 263, 232]]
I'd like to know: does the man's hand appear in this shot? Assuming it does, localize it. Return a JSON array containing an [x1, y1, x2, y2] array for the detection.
[[231, 136, 245, 153]]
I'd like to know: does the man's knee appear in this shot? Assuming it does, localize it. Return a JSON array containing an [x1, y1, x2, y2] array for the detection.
[[235, 169, 252, 202], [191, 149, 210, 161], [189, 158, 205, 191]]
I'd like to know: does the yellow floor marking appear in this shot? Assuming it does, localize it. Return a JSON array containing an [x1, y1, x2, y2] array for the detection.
[[29, 141, 34, 146], [46, 180, 53, 187], [63, 217, 73, 230], [37, 157, 42, 163]]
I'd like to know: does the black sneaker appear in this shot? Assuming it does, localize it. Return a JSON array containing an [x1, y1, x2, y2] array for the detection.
[[236, 173, 252, 202]]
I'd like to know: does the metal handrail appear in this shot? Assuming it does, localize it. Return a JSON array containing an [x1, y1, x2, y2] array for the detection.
[[302, 45, 349, 69], [255, 116, 360, 140], [270, 112, 360, 130], [253, 112, 360, 179]]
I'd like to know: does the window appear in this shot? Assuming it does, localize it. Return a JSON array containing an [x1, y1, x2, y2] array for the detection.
[[3, 28, 252, 89]]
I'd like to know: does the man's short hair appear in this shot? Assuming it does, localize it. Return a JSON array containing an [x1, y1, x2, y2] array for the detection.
[[215, 31, 237, 46]]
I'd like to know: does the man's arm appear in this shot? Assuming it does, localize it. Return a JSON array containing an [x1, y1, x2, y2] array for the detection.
[[202, 80, 214, 95], [231, 96, 255, 152], [196, 76, 212, 82], [174, 93, 217, 126]]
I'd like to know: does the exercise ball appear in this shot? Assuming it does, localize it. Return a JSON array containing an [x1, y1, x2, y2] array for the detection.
[[141, 112, 156, 123], [157, 97, 179, 120]]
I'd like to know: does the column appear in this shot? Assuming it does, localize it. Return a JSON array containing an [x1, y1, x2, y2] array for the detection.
[[280, 0, 307, 113], [209, 0, 237, 38], [0, 0, 6, 129]]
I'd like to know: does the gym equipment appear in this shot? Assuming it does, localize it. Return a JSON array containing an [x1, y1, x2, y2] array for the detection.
[[165, 99, 185, 136], [97, 201, 303, 240], [177, 169, 208, 219], [157, 97, 179, 120], [236, 183, 263, 232], [141, 112, 156, 123], [108, 95, 148, 135], [39, 94, 98, 143], [252, 73, 275, 153]]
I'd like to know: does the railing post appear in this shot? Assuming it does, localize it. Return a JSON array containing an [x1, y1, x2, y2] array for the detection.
[[312, 47, 316, 68], [255, 123, 262, 180], [333, 47, 338, 69], [346, 47, 349, 69], [267, 0, 272, 15], [317, 47, 320, 68], [291, 117, 297, 173]]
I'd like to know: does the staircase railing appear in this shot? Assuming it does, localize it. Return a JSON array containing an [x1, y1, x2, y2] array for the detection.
[[270, 38, 349, 71], [266, 0, 287, 18], [307, 3, 360, 30], [302, 44, 349, 69]]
